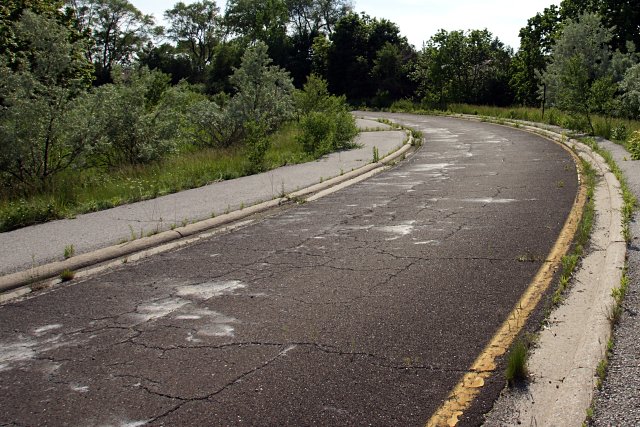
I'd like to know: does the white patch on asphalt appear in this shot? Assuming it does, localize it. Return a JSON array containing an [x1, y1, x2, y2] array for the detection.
[[378, 221, 417, 240], [280, 344, 297, 356], [134, 298, 190, 322], [71, 384, 89, 393], [33, 324, 63, 336], [115, 420, 149, 427], [462, 198, 517, 204], [186, 332, 202, 343], [175, 308, 238, 339], [414, 240, 440, 245], [175, 280, 245, 300], [0, 337, 38, 367], [175, 315, 201, 320], [198, 324, 235, 337]]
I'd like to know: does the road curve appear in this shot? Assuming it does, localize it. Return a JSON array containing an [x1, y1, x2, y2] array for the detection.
[[0, 115, 578, 426]]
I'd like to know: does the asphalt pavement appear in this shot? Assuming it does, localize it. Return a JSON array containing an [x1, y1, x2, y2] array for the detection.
[[0, 116, 578, 425]]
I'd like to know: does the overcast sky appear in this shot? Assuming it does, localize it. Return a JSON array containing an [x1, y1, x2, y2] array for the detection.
[[130, 0, 560, 51]]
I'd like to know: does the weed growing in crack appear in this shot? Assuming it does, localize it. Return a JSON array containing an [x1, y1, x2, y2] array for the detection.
[[551, 160, 596, 306], [581, 137, 637, 244], [372, 146, 380, 163], [128, 224, 136, 241], [60, 269, 75, 282], [609, 266, 629, 323], [505, 339, 529, 385], [596, 358, 608, 389], [63, 244, 75, 259]]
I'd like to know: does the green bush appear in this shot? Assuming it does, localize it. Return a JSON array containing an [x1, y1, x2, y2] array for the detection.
[[389, 99, 415, 112], [611, 124, 628, 141], [298, 111, 358, 157], [628, 130, 640, 160], [81, 68, 180, 167], [294, 74, 343, 115]]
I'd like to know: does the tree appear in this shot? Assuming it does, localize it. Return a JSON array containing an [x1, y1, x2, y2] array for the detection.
[[228, 41, 295, 132], [65, 0, 155, 84], [0, 11, 92, 191], [80, 67, 180, 166], [164, 0, 221, 78], [327, 12, 411, 104], [286, 0, 352, 37], [224, 0, 290, 65], [509, 5, 561, 105], [560, 0, 640, 53], [1, 0, 66, 62], [412, 29, 513, 107], [620, 63, 640, 119], [138, 42, 196, 84], [190, 42, 295, 148], [541, 13, 615, 133]]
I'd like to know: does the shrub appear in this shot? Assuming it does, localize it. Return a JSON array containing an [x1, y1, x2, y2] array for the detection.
[[244, 121, 270, 173], [81, 68, 179, 167], [298, 111, 358, 157], [628, 130, 640, 160], [389, 99, 415, 112], [294, 74, 343, 116], [610, 124, 628, 141]]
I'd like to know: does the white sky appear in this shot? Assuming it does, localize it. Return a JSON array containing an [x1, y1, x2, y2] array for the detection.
[[130, 0, 560, 51]]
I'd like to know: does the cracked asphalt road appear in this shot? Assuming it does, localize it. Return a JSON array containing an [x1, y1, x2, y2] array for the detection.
[[0, 115, 578, 426]]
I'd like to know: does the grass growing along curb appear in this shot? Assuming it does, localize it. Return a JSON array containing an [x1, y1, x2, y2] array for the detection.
[[505, 339, 529, 385], [0, 123, 318, 232], [372, 146, 380, 163], [59, 269, 75, 282], [579, 137, 637, 243], [609, 266, 630, 323], [63, 244, 75, 259], [552, 159, 596, 306]]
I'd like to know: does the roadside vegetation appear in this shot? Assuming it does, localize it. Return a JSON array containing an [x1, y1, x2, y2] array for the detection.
[[2, 0, 639, 233]]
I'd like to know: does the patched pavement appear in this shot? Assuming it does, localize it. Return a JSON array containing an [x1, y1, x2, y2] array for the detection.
[[0, 115, 578, 426]]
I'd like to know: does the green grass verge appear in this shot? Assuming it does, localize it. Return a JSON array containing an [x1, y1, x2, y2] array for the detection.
[[0, 123, 318, 232], [385, 101, 640, 146]]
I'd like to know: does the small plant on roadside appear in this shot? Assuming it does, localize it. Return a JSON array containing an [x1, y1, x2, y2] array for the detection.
[[609, 268, 629, 323], [627, 130, 640, 160], [596, 358, 608, 389], [585, 407, 594, 424], [506, 339, 529, 385], [411, 129, 424, 147], [372, 146, 380, 163], [63, 244, 75, 259], [59, 269, 75, 282]]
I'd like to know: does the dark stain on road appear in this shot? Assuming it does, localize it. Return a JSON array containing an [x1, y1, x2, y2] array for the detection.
[[0, 115, 578, 426]]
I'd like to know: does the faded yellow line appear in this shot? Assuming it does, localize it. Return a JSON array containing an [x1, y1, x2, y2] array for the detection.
[[426, 141, 588, 427]]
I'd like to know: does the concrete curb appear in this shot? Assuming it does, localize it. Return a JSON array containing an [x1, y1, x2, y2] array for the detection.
[[455, 115, 626, 426], [0, 135, 414, 294]]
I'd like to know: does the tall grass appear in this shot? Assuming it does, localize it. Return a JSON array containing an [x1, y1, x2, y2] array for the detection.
[[0, 123, 315, 232], [386, 100, 640, 144], [444, 103, 640, 144]]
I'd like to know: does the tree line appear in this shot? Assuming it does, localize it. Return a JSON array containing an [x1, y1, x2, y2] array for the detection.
[[1, 0, 640, 194]]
